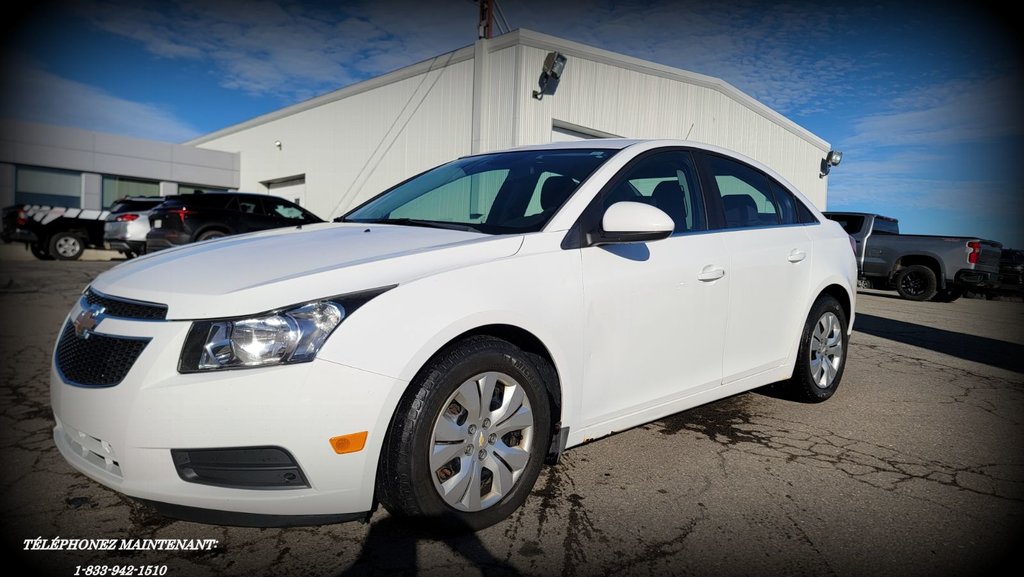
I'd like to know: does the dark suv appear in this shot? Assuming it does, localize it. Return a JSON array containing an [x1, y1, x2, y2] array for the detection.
[[146, 193, 324, 252]]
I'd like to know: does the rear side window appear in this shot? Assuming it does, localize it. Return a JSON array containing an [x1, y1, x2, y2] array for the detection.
[[873, 218, 899, 235], [769, 180, 818, 224], [704, 154, 781, 229], [265, 199, 310, 220]]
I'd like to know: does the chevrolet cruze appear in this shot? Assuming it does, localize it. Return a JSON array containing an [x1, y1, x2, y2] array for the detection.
[[51, 140, 856, 529]]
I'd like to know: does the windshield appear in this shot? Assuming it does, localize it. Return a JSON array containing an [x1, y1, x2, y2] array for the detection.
[[343, 149, 615, 234]]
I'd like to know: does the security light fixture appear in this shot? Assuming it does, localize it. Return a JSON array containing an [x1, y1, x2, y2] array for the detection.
[[274, 140, 282, 150], [533, 52, 567, 100], [820, 149, 843, 177]]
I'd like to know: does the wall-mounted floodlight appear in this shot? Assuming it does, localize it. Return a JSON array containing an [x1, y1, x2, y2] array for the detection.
[[274, 140, 282, 150], [533, 52, 567, 100], [820, 149, 843, 177]]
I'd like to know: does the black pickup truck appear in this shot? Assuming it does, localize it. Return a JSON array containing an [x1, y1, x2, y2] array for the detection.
[[1, 204, 110, 260], [824, 211, 1002, 302]]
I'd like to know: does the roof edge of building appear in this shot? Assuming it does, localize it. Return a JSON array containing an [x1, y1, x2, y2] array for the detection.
[[507, 29, 829, 151], [186, 44, 477, 145], [188, 28, 829, 152]]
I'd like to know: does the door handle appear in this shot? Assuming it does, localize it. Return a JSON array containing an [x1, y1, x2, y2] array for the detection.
[[788, 249, 807, 263], [697, 266, 726, 282]]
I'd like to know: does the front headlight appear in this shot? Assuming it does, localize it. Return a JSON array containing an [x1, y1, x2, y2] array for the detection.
[[178, 287, 392, 373]]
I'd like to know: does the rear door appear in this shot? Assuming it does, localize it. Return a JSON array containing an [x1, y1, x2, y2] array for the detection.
[[698, 152, 812, 383]]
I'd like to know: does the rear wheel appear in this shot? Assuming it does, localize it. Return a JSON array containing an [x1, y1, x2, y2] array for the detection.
[[378, 336, 552, 530], [49, 232, 85, 261], [894, 265, 937, 301], [787, 295, 848, 403]]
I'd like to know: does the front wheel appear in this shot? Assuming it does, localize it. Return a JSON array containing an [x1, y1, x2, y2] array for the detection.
[[48, 232, 85, 261], [895, 265, 937, 301], [787, 295, 849, 403], [29, 243, 53, 260], [378, 336, 552, 530]]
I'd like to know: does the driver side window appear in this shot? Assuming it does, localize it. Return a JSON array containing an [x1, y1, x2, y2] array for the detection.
[[601, 151, 706, 233]]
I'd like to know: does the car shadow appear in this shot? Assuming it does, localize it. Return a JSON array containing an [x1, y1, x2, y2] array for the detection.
[[853, 313, 1024, 373], [335, 514, 522, 576]]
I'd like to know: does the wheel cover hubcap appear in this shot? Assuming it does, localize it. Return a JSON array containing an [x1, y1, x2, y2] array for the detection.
[[55, 237, 80, 257], [429, 371, 534, 512], [809, 312, 843, 389]]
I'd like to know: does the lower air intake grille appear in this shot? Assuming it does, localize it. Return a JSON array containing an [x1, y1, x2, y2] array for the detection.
[[55, 322, 149, 387]]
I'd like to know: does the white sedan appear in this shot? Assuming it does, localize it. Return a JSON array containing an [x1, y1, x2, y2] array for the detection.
[[50, 139, 856, 529]]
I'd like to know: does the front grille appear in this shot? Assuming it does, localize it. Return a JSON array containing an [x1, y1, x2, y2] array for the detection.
[[56, 322, 150, 387], [84, 289, 167, 320]]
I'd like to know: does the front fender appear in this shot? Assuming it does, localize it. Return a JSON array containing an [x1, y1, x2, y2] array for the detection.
[[316, 242, 585, 427]]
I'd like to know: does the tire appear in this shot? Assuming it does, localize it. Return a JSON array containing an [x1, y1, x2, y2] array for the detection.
[[196, 230, 227, 241], [30, 243, 54, 260], [378, 335, 552, 531], [787, 295, 848, 403], [894, 265, 937, 301], [48, 232, 85, 261], [931, 287, 962, 303]]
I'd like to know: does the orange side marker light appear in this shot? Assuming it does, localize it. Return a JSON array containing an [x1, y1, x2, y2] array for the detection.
[[329, 431, 368, 454]]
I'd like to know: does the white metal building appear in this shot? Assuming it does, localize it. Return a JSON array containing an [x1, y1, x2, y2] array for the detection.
[[190, 29, 833, 220]]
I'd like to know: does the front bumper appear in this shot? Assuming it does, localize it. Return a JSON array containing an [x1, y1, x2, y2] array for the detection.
[[50, 302, 408, 525]]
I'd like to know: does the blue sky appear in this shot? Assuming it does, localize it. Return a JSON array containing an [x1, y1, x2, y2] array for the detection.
[[2, 0, 1021, 246]]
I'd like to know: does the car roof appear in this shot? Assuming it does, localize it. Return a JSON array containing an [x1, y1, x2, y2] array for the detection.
[[160, 192, 290, 201]]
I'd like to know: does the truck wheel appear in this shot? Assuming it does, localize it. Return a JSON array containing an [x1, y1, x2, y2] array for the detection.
[[30, 243, 54, 260], [49, 232, 85, 261], [895, 265, 937, 301], [787, 294, 848, 403], [932, 287, 962, 303], [378, 335, 552, 531]]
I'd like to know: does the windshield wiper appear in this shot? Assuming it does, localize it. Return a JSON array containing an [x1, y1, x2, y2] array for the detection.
[[347, 218, 482, 233]]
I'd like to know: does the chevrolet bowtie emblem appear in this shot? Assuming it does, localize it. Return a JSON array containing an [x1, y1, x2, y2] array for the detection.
[[73, 303, 105, 339]]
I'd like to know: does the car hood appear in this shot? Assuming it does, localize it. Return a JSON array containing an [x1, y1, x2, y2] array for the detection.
[[91, 223, 524, 319]]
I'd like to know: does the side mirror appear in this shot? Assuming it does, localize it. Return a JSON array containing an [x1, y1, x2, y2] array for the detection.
[[588, 201, 674, 246]]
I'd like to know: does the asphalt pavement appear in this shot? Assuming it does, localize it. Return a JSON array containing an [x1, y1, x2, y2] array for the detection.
[[1, 248, 1021, 577]]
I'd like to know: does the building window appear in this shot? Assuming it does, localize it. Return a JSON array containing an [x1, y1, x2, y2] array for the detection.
[[179, 184, 229, 195], [15, 166, 81, 207], [102, 176, 160, 208]]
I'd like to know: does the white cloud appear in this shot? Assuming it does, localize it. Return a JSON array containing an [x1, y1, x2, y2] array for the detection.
[[0, 56, 200, 142], [844, 75, 1023, 148], [60, 0, 863, 115]]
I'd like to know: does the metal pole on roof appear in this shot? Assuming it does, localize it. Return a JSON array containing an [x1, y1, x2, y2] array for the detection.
[[478, 0, 493, 39]]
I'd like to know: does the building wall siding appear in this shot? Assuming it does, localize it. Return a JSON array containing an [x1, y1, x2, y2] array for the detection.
[[199, 58, 475, 219]]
